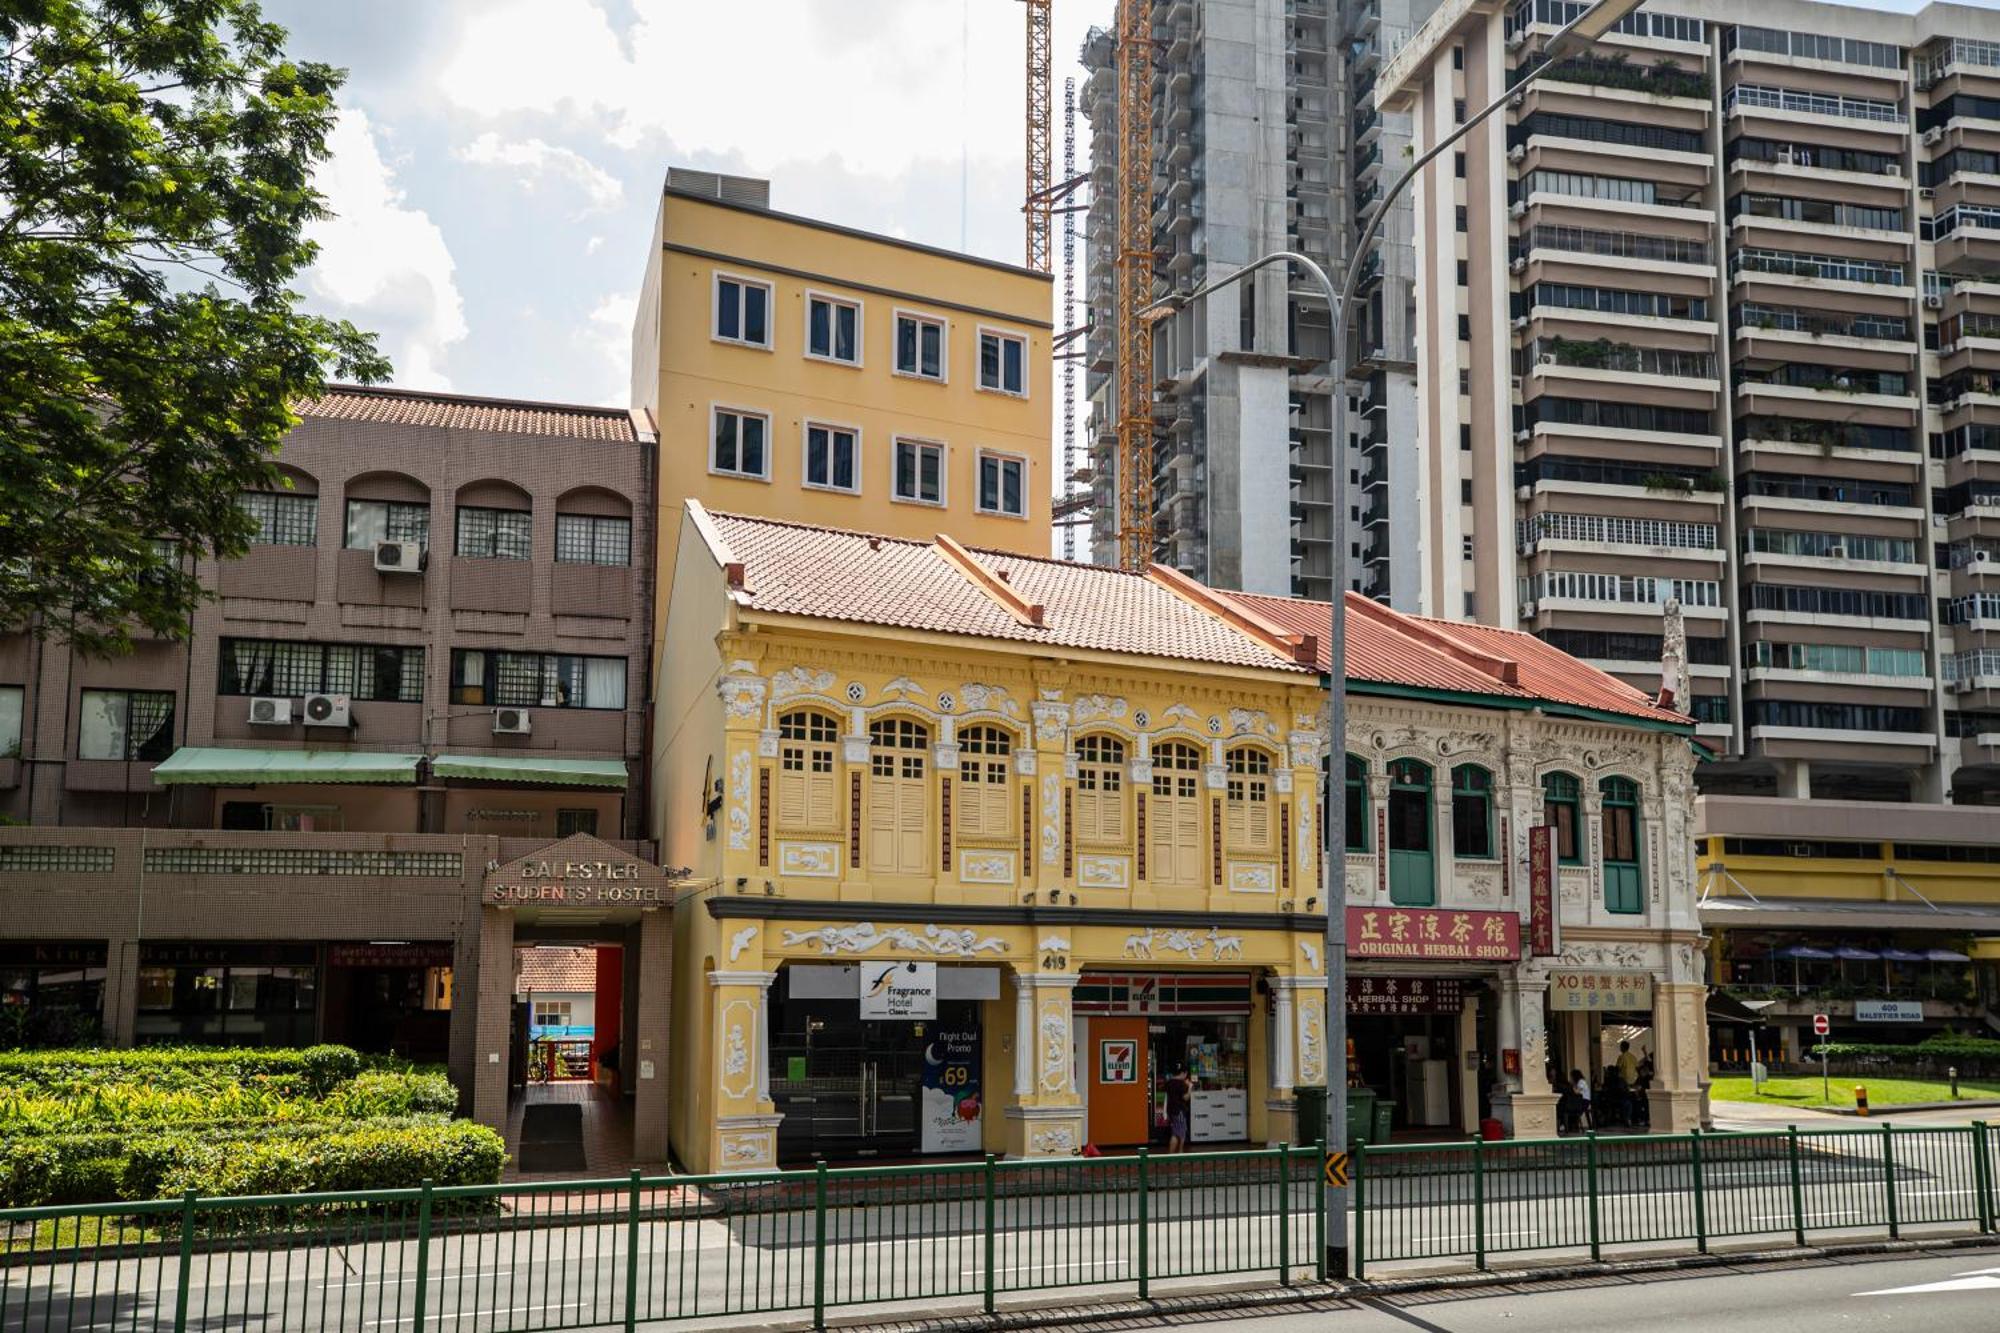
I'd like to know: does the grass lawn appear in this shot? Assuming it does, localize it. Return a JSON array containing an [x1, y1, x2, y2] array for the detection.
[[1710, 1074, 2000, 1109]]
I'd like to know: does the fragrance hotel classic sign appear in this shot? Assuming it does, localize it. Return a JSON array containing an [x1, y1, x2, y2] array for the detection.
[[1346, 907, 1520, 961]]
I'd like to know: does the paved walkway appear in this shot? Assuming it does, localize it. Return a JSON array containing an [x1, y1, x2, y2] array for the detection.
[[1710, 1096, 1998, 1132]]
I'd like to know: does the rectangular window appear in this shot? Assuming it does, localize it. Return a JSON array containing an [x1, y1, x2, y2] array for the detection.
[[1454, 151, 1466, 179], [894, 312, 946, 380], [554, 514, 631, 566], [712, 407, 770, 479], [454, 506, 531, 560], [1460, 479, 1473, 503], [1457, 315, 1472, 341], [806, 293, 860, 364], [449, 650, 626, 710], [1455, 206, 1468, 232], [977, 452, 1026, 517], [1459, 424, 1473, 451], [556, 808, 599, 837], [804, 423, 860, 493], [219, 639, 425, 702], [714, 274, 771, 347], [78, 689, 175, 761], [893, 439, 945, 505], [978, 330, 1027, 395], [343, 499, 429, 550], [239, 492, 317, 547], [1456, 260, 1468, 287], [0, 685, 18, 758], [1459, 369, 1471, 395]]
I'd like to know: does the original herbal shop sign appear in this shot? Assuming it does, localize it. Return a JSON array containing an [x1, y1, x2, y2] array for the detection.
[[483, 857, 669, 907]]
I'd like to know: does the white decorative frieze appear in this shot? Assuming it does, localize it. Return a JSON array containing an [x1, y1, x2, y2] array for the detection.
[[770, 666, 836, 702], [958, 682, 1022, 718], [776, 922, 1009, 956], [1076, 854, 1130, 889], [1038, 1006, 1071, 1092], [777, 843, 840, 878], [1071, 693, 1128, 724], [961, 851, 1016, 884], [1040, 773, 1062, 866], [1031, 1125, 1078, 1155], [727, 925, 759, 963], [1228, 862, 1277, 893], [718, 675, 766, 721], [727, 750, 753, 852]]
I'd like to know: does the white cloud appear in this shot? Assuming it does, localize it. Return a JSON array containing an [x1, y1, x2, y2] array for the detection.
[[305, 108, 467, 389], [456, 132, 624, 213], [436, 0, 1023, 178], [583, 291, 638, 406]]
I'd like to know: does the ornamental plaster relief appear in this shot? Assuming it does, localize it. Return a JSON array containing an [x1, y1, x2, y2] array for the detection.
[[776, 922, 1009, 957], [777, 843, 840, 877], [770, 666, 837, 702], [961, 851, 1016, 884], [1038, 1006, 1071, 1092], [958, 682, 1023, 719], [727, 750, 753, 852], [1040, 773, 1062, 866]]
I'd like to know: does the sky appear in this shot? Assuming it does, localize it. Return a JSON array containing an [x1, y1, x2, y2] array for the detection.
[[271, 0, 1984, 408], [272, 0, 1106, 407]]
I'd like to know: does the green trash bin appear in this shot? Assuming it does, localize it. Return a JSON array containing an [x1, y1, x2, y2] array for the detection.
[[1372, 1098, 1397, 1143], [1344, 1087, 1377, 1147], [1294, 1085, 1328, 1145]]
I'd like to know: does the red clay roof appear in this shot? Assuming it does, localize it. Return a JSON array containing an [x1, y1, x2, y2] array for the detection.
[[302, 385, 643, 442], [692, 507, 1689, 729], [1226, 590, 1691, 727], [704, 510, 1312, 674], [515, 947, 598, 995]]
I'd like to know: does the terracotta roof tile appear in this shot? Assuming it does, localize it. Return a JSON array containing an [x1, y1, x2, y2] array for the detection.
[[706, 511, 1311, 674], [1226, 591, 1691, 728], [515, 947, 598, 995], [302, 386, 641, 442]]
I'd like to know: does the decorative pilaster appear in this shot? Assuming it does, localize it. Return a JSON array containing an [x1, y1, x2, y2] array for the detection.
[[707, 969, 780, 1172], [1002, 967, 1083, 1157], [1494, 973, 1557, 1139], [1648, 979, 1708, 1132]]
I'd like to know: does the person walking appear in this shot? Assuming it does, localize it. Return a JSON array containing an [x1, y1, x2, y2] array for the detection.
[[1163, 1064, 1194, 1153]]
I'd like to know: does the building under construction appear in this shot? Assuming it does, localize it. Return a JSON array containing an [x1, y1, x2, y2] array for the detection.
[[1081, 0, 1433, 607]]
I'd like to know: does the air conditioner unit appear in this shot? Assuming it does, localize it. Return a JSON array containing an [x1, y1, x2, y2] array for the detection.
[[248, 697, 292, 726], [1777, 148, 1796, 166], [1516, 484, 1534, 500], [302, 693, 351, 728], [1510, 256, 1528, 273], [1538, 351, 1558, 366], [492, 707, 533, 735], [1925, 293, 1945, 309], [1506, 29, 1526, 49], [1519, 600, 1536, 616], [1515, 429, 1533, 444], [373, 540, 426, 574], [1975, 549, 1993, 564], [1885, 162, 1901, 178], [1509, 200, 1527, 219], [1511, 315, 1530, 331], [1918, 186, 1935, 200], [1825, 544, 1847, 560], [1923, 127, 1944, 146], [1508, 144, 1527, 163]]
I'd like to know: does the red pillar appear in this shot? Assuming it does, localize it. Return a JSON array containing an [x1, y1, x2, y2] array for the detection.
[[593, 946, 623, 1087]]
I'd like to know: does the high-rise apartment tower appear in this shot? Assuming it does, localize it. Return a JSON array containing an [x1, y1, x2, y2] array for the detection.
[[1381, 0, 2000, 805]]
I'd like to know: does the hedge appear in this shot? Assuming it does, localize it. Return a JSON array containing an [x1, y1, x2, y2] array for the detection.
[[0, 1045, 365, 1097], [1810, 1034, 2000, 1080], [0, 1070, 458, 1132], [0, 1118, 505, 1206]]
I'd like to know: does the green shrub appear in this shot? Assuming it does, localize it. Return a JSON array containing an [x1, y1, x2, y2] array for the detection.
[[0, 1045, 363, 1096], [0, 1070, 454, 1131]]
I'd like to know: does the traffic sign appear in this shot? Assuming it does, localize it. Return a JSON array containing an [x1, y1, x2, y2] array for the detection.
[[1323, 1151, 1350, 1188], [1813, 1013, 1830, 1036]]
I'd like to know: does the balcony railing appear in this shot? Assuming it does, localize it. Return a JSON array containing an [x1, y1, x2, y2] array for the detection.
[[1723, 83, 1902, 125], [1516, 223, 1710, 266], [1735, 304, 1910, 342], [1524, 337, 1717, 379], [1731, 248, 1904, 286]]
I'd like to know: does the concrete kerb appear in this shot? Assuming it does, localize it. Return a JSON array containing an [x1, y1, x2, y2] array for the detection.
[[753, 1233, 2000, 1333]]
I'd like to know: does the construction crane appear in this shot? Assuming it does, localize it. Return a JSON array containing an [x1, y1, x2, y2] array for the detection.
[[1113, 0, 1155, 570], [1022, 0, 1054, 273]]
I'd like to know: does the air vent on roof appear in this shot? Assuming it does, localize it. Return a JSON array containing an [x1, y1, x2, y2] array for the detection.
[[666, 167, 771, 209]]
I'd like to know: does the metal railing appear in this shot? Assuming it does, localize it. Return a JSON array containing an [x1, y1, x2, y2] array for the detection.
[[1355, 1123, 1999, 1278], [0, 1146, 1323, 1332]]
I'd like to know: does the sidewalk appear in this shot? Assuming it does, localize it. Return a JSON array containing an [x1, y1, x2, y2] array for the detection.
[[1710, 1096, 2000, 1131]]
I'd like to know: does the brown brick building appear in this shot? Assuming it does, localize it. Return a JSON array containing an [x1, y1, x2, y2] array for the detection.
[[0, 387, 675, 1160]]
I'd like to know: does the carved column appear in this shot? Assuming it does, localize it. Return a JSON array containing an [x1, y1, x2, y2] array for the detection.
[[1649, 971, 1708, 1133], [706, 969, 779, 1173], [1030, 692, 1070, 903], [1002, 967, 1083, 1157], [1496, 974, 1558, 1138]]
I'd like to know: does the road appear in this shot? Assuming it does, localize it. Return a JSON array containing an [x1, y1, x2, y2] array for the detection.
[[1, 1134, 1992, 1331], [1157, 1248, 2000, 1332]]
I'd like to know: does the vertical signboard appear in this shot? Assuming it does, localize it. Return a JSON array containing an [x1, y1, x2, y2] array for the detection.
[[1528, 825, 1557, 957], [920, 1026, 982, 1153]]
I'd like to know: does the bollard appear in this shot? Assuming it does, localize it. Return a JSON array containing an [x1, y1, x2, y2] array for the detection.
[[1951, 1066, 1960, 1100], [1855, 1085, 1870, 1117]]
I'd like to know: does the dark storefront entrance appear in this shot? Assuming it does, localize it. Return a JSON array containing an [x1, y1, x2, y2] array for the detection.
[[136, 942, 318, 1045], [1079, 971, 1253, 1148], [0, 941, 107, 1048], [1345, 975, 1491, 1136], [321, 942, 453, 1062], [768, 964, 990, 1163]]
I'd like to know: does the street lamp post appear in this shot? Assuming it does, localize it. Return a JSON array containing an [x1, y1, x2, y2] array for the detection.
[[1138, 0, 1645, 1278]]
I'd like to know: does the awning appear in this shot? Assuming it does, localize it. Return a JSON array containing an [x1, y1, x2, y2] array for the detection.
[[1701, 896, 2000, 934], [1832, 946, 1880, 961], [1879, 948, 1929, 963], [432, 754, 628, 788], [152, 747, 421, 786], [1924, 947, 1971, 963], [1774, 944, 1834, 960]]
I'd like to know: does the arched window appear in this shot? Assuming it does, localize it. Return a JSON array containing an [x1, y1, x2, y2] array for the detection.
[[1344, 755, 1369, 852], [1601, 777, 1643, 913], [1074, 735, 1127, 845], [1451, 765, 1494, 859], [868, 717, 930, 876], [1543, 772, 1582, 864], [1149, 741, 1204, 889], [956, 725, 1014, 840], [1224, 747, 1274, 854], [776, 711, 840, 831], [1387, 758, 1435, 906]]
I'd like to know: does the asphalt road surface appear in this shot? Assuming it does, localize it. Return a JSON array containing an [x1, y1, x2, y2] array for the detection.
[[1160, 1248, 2000, 1332]]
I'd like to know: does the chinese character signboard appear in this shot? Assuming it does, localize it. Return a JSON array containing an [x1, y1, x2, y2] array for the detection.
[[1347, 975, 1468, 1015], [1528, 825, 1557, 957], [1345, 907, 1521, 961], [1548, 971, 1654, 1011]]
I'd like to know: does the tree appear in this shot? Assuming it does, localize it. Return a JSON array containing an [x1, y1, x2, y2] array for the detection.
[[0, 0, 389, 656]]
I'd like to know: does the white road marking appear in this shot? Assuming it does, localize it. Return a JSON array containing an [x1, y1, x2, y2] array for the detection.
[[1858, 1267, 2000, 1296]]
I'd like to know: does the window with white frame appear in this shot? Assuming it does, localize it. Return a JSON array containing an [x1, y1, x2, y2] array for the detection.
[[78, 689, 175, 761], [978, 329, 1027, 395], [804, 423, 859, 492], [712, 407, 770, 479], [894, 312, 946, 380], [713, 274, 772, 347], [976, 452, 1025, 517], [806, 293, 860, 364], [893, 439, 945, 505]]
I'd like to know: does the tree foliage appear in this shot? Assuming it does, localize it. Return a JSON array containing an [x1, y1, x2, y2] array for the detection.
[[0, 0, 388, 656]]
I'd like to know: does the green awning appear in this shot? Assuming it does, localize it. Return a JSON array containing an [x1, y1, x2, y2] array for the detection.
[[152, 747, 422, 786], [432, 754, 629, 788]]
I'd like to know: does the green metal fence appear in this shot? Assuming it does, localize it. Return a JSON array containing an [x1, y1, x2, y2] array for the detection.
[[1353, 1121, 2000, 1278], [0, 1145, 1323, 1332]]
